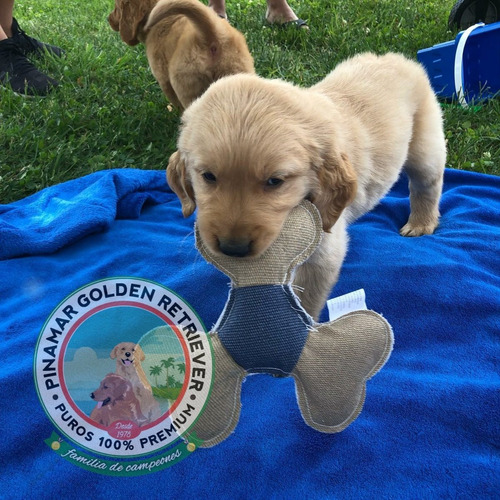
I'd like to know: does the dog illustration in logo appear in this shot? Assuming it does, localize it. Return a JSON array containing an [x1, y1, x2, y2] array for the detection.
[[111, 342, 162, 423], [90, 373, 147, 427]]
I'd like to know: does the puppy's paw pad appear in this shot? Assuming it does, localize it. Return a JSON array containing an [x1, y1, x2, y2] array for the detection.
[[399, 222, 437, 237]]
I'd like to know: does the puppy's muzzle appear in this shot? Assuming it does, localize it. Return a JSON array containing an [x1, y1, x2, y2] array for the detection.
[[218, 238, 252, 258], [90, 393, 111, 408], [121, 352, 134, 365]]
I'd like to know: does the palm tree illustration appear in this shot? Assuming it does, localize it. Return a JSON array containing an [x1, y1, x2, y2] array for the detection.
[[149, 365, 163, 387], [161, 357, 176, 387], [177, 362, 186, 377], [167, 375, 176, 389]]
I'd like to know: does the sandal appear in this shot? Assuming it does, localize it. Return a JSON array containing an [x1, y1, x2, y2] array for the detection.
[[278, 18, 309, 29]]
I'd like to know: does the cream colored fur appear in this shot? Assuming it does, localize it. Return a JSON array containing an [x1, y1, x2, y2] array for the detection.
[[167, 53, 446, 318], [111, 342, 162, 423]]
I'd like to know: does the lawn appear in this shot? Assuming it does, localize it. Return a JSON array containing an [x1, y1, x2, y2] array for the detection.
[[0, 0, 498, 203]]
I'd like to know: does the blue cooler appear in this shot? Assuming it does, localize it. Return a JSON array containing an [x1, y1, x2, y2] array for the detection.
[[417, 21, 500, 105]]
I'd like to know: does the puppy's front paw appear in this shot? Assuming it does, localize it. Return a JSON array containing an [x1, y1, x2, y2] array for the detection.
[[399, 220, 438, 237]]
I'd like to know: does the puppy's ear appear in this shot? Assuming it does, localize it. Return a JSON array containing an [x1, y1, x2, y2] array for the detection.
[[107, 6, 121, 32], [110, 345, 119, 359], [167, 151, 196, 217], [311, 152, 357, 231], [112, 0, 149, 46], [135, 345, 146, 362]]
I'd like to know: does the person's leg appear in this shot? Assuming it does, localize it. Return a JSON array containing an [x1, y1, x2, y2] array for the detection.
[[0, 0, 59, 95], [265, 0, 299, 23], [0, 0, 15, 38], [1, 0, 63, 56], [208, 0, 227, 19], [209, 0, 307, 27]]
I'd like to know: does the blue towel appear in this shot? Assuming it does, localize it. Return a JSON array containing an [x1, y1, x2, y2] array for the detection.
[[1, 168, 498, 498]]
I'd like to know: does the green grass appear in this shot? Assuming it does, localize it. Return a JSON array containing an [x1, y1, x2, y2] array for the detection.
[[1, 0, 499, 203], [152, 386, 182, 401]]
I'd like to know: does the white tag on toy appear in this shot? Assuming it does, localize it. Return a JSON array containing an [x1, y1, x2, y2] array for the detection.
[[327, 289, 367, 321]]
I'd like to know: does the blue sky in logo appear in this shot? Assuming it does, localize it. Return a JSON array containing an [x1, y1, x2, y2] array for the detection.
[[65, 306, 164, 357]]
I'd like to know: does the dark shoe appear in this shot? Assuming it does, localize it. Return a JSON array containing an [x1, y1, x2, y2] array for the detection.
[[0, 38, 59, 96], [10, 18, 64, 58]]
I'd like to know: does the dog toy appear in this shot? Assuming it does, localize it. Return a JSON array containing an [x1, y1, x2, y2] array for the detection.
[[189, 200, 393, 447]]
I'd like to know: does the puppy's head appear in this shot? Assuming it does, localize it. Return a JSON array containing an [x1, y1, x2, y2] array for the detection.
[[168, 74, 357, 258], [110, 342, 145, 366], [108, 0, 154, 45], [91, 374, 131, 405]]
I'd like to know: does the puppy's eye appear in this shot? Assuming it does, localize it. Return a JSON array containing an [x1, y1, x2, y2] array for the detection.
[[266, 177, 284, 188], [202, 172, 217, 184]]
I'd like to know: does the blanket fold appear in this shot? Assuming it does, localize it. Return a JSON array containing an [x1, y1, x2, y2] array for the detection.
[[0, 169, 172, 259]]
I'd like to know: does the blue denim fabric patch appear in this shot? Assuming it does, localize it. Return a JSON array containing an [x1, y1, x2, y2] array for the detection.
[[217, 285, 312, 374]]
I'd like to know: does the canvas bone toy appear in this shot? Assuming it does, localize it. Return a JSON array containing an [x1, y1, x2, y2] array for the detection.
[[188, 200, 394, 447]]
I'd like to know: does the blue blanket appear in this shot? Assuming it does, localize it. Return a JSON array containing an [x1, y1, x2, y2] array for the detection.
[[1, 168, 498, 498]]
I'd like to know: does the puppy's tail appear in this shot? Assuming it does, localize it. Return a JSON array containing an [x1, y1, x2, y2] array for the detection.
[[145, 0, 219, 46]]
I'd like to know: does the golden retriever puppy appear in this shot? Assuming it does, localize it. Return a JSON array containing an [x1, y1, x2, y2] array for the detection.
[[111, 342, 162, 423], [108, 0, 255, 111], [90, 373, 148, 427], [167, 53, 446, 319]]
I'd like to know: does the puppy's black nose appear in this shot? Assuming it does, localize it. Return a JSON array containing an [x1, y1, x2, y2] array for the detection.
[[125, 352, 131, 357], [90, 392, 95, 399], [218, 238, 252, 257]]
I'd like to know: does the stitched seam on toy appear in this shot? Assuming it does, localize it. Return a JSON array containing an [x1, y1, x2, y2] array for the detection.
[[204, 241, 237, 283], [213, 288, 236, 331], [328, 310, 394, 379], [201, 366, 246, 447], [363, 313, 394, 378], [283, 283, 314, 329], [284, 205, 322, 283], [247, 366, 291, 376], [212, 369, 245, 444], [195, 225, 239, 283], [291, 371, 366, 432], [285, 205, 321, 283], [291, 371, 359, 432]]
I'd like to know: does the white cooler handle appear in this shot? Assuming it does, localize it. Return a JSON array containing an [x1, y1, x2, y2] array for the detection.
[[454, 22, 485, 107]]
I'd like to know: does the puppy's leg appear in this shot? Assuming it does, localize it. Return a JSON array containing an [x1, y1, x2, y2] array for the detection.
[[170, 71, 211, 111], [294, 219, 348, 320], [401, 93, 446, 237], [158, 79, 184, 111]]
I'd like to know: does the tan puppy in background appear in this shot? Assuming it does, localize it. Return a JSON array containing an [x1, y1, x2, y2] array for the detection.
[[111, 342, 162, 423], [167, 53, 447, 319], [108, 0, 255, 111]]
